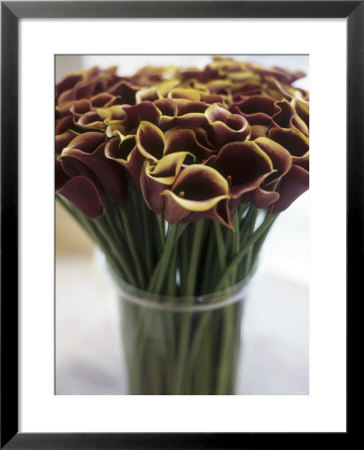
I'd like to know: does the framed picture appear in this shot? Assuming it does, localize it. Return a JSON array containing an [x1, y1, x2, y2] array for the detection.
[[54, 53, 310, 398], [1, 1, 357, 448]]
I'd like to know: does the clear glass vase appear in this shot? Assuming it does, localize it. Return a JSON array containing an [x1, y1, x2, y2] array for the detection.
[[101, 252, 252, 395]]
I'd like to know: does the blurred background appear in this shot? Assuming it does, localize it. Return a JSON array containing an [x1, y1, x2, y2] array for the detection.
[[56, 55, 309, 395]]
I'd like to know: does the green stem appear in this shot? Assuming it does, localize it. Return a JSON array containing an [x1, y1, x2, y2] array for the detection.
[[57, 195, 133, 283], [148, 223, 186, 294], [118, 207, 146, 289], [241, 207, 258, 278], [174, 220, 205, 394], [213, 221, 226, 273], [167, 245, 178, 296], [129, 223, 187, 395], [216, 305, 235, 394], [156, 214, 166, 252], [95, 217, 138, 286], [215, 211, 242, 393], [215, 214, 277, 291], [230, 212, 240, 284], [141, 205, 153, 280], [200, 224, 218, 294], [185, 220, 205, 296]]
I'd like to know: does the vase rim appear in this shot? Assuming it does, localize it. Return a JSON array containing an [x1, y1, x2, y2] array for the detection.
[[95, 247, 255, 312]]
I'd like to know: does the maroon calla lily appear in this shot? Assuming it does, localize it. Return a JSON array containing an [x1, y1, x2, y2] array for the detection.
[[162, 165, 231, 227], [272, 99, 309, 136], [56, 115, 76, 135], [268, 127, 309, 164], [56, 159, 104, 218], [59, 132, 128, 206], [140, 152, 189, 213], [209, 141, 273, 199], [105, 134, 145, 188], [164, 128, 214, 162], [55, 130, 79, 154], [136, 121, 165, 161], [205, 104, 251, 147], [241, 137, 293, 209], [270, 165, 309, 214], [57, 176, 104, 219], [229, 95, 277, 127], [122, 101, 162, 132]]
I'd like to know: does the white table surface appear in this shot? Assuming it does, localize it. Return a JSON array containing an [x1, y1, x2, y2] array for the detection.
[[56, 253, 308, 395]]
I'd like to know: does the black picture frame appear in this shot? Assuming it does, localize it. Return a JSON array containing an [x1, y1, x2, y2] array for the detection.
[[1, 1, 358, 448]]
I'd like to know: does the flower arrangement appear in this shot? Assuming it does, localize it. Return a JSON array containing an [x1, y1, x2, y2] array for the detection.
[[56, 57, 309, 394]]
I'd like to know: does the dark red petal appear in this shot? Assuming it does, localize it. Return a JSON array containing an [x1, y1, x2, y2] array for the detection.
[[107, 80, 138, 104], [55, 159, 70, 191], [136, 121, 165, 161], [252, 187, 280, 209], [55, 130, 78, 155], [268, 127, 309, 158], [234, 95, 276, 116], [123, 101, 161, 132], [211, 141, 273, 198], [187, 199, 232, 229], [55, 115, 75, 135], [61, 142, 128, 205], [154, 98, 178, 116], [56, 74, 83, 99], [164, 128, 214, 162], [270, 165, 309, 214], [63, 132, 106, 154], [57, 175, 104, 219], [254, 137, 292, 182], [272, 99, 296, 128]]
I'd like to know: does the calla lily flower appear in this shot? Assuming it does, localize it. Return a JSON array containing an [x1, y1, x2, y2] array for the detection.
[[255, 137, 292, 178], [56, 159, 104, 218], [56, 115, 76, 135], [270, 165, 309, 214], [103, 102, 162, 136], [55, 130, 79, 154], [162, 112, 207, 131], [268, 127, 309, 165], [241, 137, 292, 208], [57, 98, 91, 118], [123, 101, 162, 132], [153, 98, 179, 116], [162, 165, 231, 227], [136, 121, 165, 161], [59, 132, 128, 205], [140, 152, 189, 213], [230, 95, 277, 127], [264, 76, 309, 104], [205, 104, 251, 147], [57, 175, 104, 218], [291, 97, 309, 126], [107, 80, 139, 104], [56, 67, 119, 106], [75, 111, 108, 131], [168, 88, 201, 101], [209, 141, 274, 198], [56, 73, 83, 100], [105, 134, 145, 188], [244, 62, 305, 84], [164, 128, 214, 162], [272, 99, 308, 136], [90, 92, 118, 108]]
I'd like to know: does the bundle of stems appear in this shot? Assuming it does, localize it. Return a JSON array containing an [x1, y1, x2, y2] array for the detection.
[[57, 185, 276, 394]]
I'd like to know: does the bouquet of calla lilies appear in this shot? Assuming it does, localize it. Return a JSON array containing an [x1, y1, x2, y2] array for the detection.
[[56, 57, 309, 394]]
